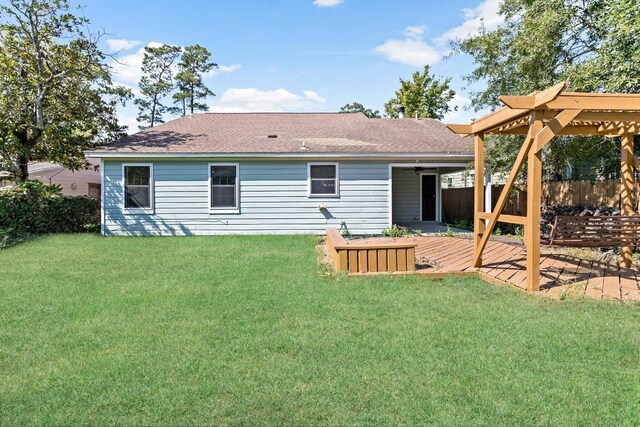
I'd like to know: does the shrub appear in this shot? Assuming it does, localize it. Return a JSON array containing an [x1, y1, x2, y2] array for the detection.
[[381, 224, 410, 237], [0, 181, 100, 235], [452, 218, 472, 230]]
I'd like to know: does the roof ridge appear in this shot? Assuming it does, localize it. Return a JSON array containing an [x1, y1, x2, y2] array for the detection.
[[200, 112, 364, 115]]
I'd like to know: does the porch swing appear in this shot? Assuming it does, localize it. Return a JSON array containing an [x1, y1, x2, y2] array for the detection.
[[548, 163, 640, 248]]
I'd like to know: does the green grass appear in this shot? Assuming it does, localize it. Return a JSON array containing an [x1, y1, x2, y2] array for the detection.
[[1, 234, 639, 425]]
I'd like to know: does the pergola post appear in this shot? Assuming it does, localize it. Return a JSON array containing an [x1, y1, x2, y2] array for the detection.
[[473, 133, 485, 267], [620, 133, 634, 268], [525, 111, 545, 292]]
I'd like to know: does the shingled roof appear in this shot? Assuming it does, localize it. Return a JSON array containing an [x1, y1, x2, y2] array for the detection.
[[92, 112, 472, 155]]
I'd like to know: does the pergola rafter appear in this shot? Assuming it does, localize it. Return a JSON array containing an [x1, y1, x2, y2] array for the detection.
[[447, 82, 640, 292]]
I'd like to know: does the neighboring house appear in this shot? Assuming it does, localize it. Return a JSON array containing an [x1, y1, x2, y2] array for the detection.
[[0, 170, 12, 188], [28, 159, 101, 197], [87, 112, 473, 236], [441, 169, 508, 189]]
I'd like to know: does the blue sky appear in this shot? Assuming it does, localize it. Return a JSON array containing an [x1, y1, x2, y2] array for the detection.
[[79, 0, 502, 131]]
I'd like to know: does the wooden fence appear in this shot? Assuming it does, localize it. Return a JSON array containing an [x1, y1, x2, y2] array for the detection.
[[326, 228, 416, 273], [542, 179, 640, 207], [442, 184, 527, 223], [442, 179, 640, 223]]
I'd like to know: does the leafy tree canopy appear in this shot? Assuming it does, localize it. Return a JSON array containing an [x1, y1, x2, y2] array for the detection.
[[0, 0, 131, 182], [339, 102, 381, 118], [454, 0, 640, 180], [384, 66, 456, 120]]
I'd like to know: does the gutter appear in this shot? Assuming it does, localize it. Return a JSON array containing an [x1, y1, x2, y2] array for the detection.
[[85, 151, 475, 161]]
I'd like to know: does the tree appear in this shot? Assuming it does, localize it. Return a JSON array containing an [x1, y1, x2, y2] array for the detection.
[[453, 0, 640, 179], [0, 0, 130, 182], [384, 66, 456, 120], [172, 45, 217, 116], [134, 44, 181, 129], [339, 102, 381, 118]]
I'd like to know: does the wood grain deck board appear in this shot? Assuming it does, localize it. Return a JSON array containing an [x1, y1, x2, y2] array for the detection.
[[406, 236, 637, 301]]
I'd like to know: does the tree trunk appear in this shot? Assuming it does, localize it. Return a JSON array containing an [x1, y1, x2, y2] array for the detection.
[[151, 99, 156, 128], [15, 128, 30, 183], [190, 82, 194, 115], [16, 153, 29, 183]]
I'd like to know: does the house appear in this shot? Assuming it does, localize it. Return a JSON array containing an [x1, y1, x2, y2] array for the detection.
[[0, 160, 101, 196], [86, 112, 473, 236], [28, 159, 101, 197], [440, 169, 508, 189]]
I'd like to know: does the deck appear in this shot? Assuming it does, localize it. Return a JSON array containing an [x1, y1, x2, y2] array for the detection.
[[356, 236, 640, 301]]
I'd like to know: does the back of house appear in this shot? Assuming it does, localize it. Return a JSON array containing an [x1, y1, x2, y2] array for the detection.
[[87, 112, 472, 236]]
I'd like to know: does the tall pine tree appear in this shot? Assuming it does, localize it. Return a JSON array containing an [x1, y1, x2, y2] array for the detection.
[[172, 45, 217, 116], [134, 44, 181, 129]]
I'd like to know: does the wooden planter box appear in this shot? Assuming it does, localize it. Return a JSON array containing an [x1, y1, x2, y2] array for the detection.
[[326, 228, 416, 273]]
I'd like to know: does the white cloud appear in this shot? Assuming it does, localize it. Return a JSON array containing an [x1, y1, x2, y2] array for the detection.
[[209, 88, 327, 112], [105, 38, 143, 53], [373, 0, 504, 67], [313, 0, 344, 7], [204, 63, 242, 78], [437, 0, 503, 43], [442, 93, 472, 122], [405, 25, 427, 39], [373, 29, 441, 67], [302, 90, 326, 104], [109, 41, 164, 85], [218, 64, 242, 73]]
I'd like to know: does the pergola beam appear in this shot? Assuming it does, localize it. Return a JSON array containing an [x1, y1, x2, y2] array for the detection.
[[447, 124, 473, 135], [470, 108, 532, 134], [499, 82, 567, 109], [487, 124, 636, 136], [545, 95, 640, 110], [534, 109, 582, 151], [578, 112, 640, 122]]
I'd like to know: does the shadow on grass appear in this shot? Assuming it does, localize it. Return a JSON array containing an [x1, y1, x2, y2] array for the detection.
[[0, 231, 98, 251]]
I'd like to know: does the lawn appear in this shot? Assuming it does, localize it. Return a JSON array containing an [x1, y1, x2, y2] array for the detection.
[[1, 234, 639, 425]]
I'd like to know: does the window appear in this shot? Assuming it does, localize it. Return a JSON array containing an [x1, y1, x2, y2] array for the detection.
[[123, 164, 153, 212], [308, 162, 339, 197], [210, 163, 239, 210]]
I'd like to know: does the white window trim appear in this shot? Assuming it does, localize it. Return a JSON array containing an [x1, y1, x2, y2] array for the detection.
[[307, 162, 340, 198], [122, 163, 154, 215], [208, 162, 240, 214]]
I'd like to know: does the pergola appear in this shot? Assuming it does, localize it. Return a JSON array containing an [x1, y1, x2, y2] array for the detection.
[[447, 82, 640, 292]]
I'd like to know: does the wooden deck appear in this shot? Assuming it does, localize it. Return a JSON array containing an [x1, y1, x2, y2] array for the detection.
[[355, 236, 640, 301]]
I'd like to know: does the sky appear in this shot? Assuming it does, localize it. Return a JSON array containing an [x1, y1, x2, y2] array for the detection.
[[77, 0, 503, 132]]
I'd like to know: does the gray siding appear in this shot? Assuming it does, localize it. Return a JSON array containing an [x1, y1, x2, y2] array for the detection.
[[391, 169, 420, 223], [103, 160, 390, 236], [391, 168, 443, 223]]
